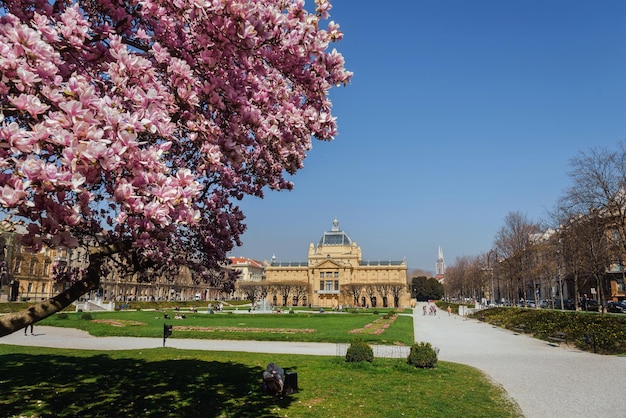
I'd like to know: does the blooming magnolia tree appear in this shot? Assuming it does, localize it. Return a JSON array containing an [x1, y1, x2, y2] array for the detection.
[[0, 0, 351, 336]]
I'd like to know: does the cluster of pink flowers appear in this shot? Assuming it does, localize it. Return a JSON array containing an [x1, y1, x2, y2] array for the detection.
[[0, 0, 351, 268]]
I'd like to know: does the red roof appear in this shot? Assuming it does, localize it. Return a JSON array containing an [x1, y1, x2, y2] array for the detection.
[[229, 256, 264, 268]]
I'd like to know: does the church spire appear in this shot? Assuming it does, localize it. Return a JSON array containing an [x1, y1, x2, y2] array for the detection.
[[436, 246, 445, 282]]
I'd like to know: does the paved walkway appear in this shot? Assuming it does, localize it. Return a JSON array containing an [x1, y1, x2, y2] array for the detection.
[[413, 303, 625, 418], [2, 303, 625, 418]]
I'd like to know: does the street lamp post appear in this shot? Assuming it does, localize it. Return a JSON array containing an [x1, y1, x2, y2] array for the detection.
[[557, 238, 564, 311], [487, 249, 497, 306]]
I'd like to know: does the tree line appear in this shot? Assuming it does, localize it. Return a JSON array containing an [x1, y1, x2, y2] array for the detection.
[[445, 143, 626, 310]]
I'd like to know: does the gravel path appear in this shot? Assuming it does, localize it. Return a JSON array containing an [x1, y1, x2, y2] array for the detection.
[[2, 304, 624, 418], [413, 302, 625, 418]]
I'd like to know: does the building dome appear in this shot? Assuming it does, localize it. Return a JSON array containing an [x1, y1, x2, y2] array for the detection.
[[318, 218, 352, 247]]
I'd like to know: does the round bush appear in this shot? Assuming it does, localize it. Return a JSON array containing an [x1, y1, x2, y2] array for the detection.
[[81, 312, 93, 321], [345, 339, 374, 363], [407, 342, 438, 368], [56, 313, 68, 320]]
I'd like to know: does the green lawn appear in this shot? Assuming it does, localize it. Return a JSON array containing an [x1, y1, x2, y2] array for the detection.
[[0, 307, 524, 416], [39, 310, 415, 345], [0, 345, 522, 417]]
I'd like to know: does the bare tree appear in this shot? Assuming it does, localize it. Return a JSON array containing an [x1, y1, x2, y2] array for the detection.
[[364, 285, 377, 307], [388, 284, 406, 308], [564, 144, 626, 253], [341, 284, 364, 306], [443, 257, 467, 301], [377, 284, 391, 307], [272, 283, 295, 306], [495, 211, 541, 304], [406, 268, 433, 283], [444, 255, 485, 303], [556, 210, 615, 309], [291, 284, 311, 307], [558, 144, 626, 308]]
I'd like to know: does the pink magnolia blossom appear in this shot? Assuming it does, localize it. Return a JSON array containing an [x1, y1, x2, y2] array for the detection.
[[0, 0, 350, 334]]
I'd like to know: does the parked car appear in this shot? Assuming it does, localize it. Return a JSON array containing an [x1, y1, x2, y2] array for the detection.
[[606, 301, 626, 314], [580, 299, 599, 312], [553, 299, 576, 310]]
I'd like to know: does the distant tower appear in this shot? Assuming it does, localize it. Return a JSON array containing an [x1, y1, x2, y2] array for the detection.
[[435, 246, 445, 282]]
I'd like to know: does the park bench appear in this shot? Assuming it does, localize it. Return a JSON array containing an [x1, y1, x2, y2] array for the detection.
[[512, 324, 527, 334], [548, 331, 568, 346]]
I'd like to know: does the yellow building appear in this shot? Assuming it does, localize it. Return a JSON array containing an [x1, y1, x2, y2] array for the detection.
[[264, 219, 410, 308]]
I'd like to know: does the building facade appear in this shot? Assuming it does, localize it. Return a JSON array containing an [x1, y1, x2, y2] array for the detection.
[[0, 219, 226, 304], [229, 256, 265, 300], [264, 219, 410, 308]]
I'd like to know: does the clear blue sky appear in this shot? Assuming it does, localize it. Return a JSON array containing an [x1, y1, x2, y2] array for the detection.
[[229, 0, 626, 273]]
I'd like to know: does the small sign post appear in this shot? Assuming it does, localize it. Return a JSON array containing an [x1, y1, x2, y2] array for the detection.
[[163, 323, 173, 347]]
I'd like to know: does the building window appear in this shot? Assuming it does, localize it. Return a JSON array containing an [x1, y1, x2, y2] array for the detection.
[[325, 280, 334, 291], [320, 280, 324, 291], [325, 272, 332, 278], [334, 272, 339, 278], [320, 272, 324, 279], [334, 280, 339, 290]]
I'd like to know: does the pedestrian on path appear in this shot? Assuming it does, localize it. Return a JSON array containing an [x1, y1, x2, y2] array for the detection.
[[447, 306, 452, 316], [24, 323, 33, 335]]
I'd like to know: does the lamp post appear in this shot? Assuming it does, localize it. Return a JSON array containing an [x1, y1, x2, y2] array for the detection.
[[556, 238, 564, 311], [487, 249, 497, 306]]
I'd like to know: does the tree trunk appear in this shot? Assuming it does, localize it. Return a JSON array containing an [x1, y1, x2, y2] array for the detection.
[[0, 243, 125, 337]]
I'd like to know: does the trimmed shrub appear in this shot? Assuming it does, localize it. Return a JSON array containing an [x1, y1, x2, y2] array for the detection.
[[471, 307, 626, 354], [81, 312, 93, 321], [345, 339, 374, 363], [56, 313, 68, 320], [407, 342, 438, 369]]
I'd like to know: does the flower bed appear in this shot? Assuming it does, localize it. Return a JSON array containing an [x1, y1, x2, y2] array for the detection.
[[348, 314, 397, 335], [174, 326, 316, 334]]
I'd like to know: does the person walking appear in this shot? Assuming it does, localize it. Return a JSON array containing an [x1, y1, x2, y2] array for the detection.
[[447, 306, 452, 316], [24, 323, 33, 335]]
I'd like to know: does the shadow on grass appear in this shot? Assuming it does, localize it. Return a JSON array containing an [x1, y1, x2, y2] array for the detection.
[[0, 350, 295, 417]]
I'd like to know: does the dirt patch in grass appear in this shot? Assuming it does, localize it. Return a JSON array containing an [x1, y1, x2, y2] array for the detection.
[[349, 314, 398, 335], [174, 326, 316, 334], [91, 320, 147, 327]]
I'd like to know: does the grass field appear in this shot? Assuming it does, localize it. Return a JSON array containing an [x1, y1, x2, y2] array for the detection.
[[1, 307, 524, 417], [0, 345, 522, 417], [38, 309, 415, 345]]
